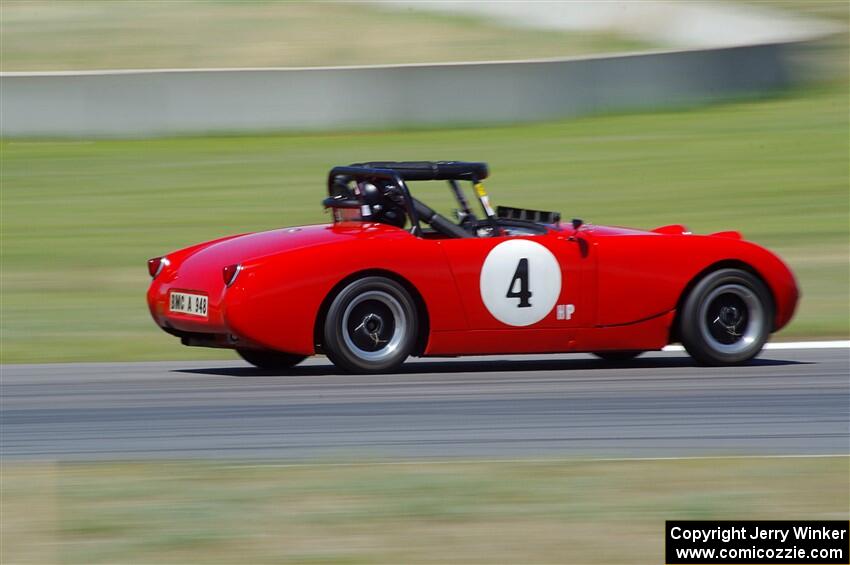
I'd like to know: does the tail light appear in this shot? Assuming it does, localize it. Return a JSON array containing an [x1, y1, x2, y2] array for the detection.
[[223, 264, 242, 287], [147, 256, 169, 279]]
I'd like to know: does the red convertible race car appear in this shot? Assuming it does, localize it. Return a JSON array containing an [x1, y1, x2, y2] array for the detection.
[[147, 161, 798, 373]]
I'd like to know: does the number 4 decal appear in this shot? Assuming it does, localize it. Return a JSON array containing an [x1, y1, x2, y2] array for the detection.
[[480, 239, 561, 327], [506, 258, 532, 307]]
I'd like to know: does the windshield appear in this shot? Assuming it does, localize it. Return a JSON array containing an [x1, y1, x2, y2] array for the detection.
[[332, 206, 365, 223]]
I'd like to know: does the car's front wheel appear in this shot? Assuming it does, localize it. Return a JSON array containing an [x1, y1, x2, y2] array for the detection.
[[323, 276, 418, 373], [237, 349, 306, 370], [679, 268, 773, 366]]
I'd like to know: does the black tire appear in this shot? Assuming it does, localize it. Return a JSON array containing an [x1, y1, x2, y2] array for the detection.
[[679, 268, 773, 366], [592, 351, 644, 362], [237, 349, 306, 370], [323, 276, 418, 373]]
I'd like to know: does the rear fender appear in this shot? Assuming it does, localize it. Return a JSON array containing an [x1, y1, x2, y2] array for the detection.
[[223, 236, 463, 355]]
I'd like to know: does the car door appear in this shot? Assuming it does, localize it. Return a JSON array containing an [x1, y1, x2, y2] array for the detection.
[[436, 229, 589, 352]]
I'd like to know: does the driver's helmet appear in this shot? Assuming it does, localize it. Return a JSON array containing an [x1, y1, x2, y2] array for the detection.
[[330, 174, 354, 198], [360, 181, 407, 228]]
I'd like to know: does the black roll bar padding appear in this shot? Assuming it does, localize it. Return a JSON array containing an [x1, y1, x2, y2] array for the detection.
[[350, 161, 489, 182], [328, 166, 422, 236], [411, 199, 472, 239]]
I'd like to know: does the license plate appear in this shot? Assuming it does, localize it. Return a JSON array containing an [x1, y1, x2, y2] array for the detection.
[[169, 292, 208, 317]]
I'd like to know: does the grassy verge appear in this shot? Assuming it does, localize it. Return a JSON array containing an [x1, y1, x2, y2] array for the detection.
[[0, 1, 654, 71], [1, 86, 847, 363], [2, 457, 847, 564]]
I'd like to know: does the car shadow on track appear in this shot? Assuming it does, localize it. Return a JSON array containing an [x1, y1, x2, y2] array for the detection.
[[174, 356, 808, 378]]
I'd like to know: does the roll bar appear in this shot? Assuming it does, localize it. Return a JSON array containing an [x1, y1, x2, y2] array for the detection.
[[326, 166, 422, 236]]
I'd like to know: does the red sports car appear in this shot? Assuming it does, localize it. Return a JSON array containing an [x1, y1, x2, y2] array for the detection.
[[147, 161, 798, 373]]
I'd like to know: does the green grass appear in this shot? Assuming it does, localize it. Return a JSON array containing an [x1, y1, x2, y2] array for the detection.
[[2, 457, 847, 564], [1, 86, 848, 363], [0, 1, 654, 71]]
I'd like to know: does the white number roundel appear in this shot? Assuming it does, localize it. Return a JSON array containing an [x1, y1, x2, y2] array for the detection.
[[479, 239, 562, 327]]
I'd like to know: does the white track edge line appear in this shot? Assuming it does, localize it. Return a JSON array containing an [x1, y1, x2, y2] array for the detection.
[[223, 453, 850, 470], [663, 340, 850, 352]]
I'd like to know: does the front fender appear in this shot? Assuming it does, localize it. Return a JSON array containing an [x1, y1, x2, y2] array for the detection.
[[592, 233, 798, 331]]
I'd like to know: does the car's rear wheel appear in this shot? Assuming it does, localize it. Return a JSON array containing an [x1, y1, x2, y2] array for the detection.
[[679, 268, 773, 366], [237, 349, 306, 370], [323, 276, 418, 373], [592, 351, 644, 362]]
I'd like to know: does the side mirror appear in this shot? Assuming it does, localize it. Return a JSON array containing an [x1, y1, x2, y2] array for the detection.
[[572, 218, 584, 230]]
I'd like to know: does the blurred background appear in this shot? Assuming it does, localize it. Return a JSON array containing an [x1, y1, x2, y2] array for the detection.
[[1, 1, 848, 563], [1, 0, 847, 364]]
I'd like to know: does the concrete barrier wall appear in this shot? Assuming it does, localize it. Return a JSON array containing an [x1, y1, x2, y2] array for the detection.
[[0, 42, 796, 137]]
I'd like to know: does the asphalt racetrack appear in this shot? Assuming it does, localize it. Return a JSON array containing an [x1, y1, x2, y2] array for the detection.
[[2, 348, 847, 461]]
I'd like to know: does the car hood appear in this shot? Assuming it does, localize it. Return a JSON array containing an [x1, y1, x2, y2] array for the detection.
[[583, 223, 742, 240]]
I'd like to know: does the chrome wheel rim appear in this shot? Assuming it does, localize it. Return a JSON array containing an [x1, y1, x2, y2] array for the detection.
[[341, 290, 407, 362], [698, 283, 764, 354]]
